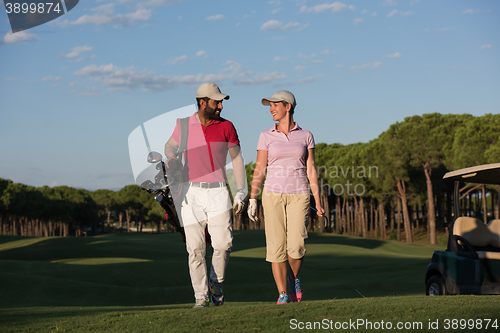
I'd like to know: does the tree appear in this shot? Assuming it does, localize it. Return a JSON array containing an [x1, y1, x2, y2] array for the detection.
[[452, 114, 500, 222], [373, 124, 414, 243], [116, 185, 143, 232], [91, 189, 116, 229], [397, 114, 458, 244]]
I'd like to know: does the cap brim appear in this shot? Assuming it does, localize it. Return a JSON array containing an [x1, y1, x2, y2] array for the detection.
[[213, 93, 230, 101], [261, 97, 282, 106], [197, 93, 230, 100]]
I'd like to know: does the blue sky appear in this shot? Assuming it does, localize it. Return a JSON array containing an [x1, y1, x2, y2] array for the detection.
[[1, 0, 499, 190]]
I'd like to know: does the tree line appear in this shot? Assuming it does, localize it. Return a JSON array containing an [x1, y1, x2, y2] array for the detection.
[[1, 113, 499, 243], [234, 113, 500, 244], [0, 182, 169, 237], [307, 113, 500, 244]]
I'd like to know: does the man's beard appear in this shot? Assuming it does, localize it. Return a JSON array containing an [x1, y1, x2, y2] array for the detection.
[[205, 104, 221, 120]]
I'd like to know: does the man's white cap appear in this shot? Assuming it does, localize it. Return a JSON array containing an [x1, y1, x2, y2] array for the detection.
[[261, 90, 296, 109], [197, 82, 229, 101]]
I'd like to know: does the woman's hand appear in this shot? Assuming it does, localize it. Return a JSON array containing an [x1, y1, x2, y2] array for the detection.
[[315, 203, 325, 217]]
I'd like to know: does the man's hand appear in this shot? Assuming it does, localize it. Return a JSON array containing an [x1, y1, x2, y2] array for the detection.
[[233, 190, 246, 215], [247, 198, 258, 222], [167, 157, 181, 170]]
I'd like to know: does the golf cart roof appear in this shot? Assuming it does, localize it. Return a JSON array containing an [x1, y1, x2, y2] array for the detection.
[[443, 163, 500, 185]]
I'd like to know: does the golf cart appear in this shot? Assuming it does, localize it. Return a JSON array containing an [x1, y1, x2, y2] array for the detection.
[[425, 163, 500, 295]]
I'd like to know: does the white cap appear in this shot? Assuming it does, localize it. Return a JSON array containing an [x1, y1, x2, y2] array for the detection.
[[261, 90, 296, 109], [196, 82, 229, 101]]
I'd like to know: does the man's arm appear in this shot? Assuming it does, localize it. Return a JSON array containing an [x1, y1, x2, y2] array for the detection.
[[164, 137, 180, 161], [228, 144, 245, 191]]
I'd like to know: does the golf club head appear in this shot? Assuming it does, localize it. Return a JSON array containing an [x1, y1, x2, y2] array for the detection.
[[147, 151, 163, 164], [140, 180, 154, 191]]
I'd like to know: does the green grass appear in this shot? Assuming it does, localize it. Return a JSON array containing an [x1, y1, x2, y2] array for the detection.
[[0, 231, 499, 332]]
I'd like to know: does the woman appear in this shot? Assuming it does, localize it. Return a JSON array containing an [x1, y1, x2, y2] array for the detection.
[[248, 90, 324, 304]]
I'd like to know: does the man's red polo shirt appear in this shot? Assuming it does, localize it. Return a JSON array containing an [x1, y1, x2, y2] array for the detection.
[[171, 113, 239, 183]]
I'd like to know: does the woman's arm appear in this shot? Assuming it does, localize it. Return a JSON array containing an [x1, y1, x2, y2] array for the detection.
[[306, 148, 324, 216], [250, 150, 268, 199]]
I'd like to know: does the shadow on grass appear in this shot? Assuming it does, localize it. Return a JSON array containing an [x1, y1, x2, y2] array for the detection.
[[0, 231, 434, 308]]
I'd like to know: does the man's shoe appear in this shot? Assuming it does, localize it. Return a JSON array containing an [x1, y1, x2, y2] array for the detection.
[[276, 291, 289, 305], [193, 298, 209, 308], [209, 280, 225, 306], [288, 276, 302, 302]]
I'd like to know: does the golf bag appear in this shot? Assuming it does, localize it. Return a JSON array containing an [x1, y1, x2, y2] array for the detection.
[[140, 116, 211, 246]]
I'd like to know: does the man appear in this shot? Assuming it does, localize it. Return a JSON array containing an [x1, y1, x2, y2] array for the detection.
[[164, 82, 246, 308]]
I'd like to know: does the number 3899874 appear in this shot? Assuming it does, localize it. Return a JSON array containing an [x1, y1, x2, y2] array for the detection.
[[5, 2, 62, 14]]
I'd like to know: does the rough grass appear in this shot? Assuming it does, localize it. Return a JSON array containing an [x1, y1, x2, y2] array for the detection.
[[0, 231, 499, 332]]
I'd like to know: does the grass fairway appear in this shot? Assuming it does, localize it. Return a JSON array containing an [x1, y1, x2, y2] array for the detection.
[[0, 231, 499, 332]]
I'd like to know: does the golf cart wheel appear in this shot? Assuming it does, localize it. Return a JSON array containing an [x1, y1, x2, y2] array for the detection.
[[426, 275, 446, 296]]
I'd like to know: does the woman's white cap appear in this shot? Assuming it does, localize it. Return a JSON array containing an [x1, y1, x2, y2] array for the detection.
[[261, 90, 296, 108]]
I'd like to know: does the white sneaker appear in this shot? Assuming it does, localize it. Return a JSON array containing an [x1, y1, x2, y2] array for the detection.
[[193, 298, 209, 308]]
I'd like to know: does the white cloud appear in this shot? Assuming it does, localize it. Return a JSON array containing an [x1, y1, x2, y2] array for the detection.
[[79, 87, 101, 96], [353, 18, 363, 25], [75, 64, 170, 92], [41, 76, 63, 82], [388, 10, 414, 17], [300, 2, 355, 13], [386, 52, 402, 58], [3, 31, 39, 44], [261, 19, 308, 31], [463, 9, 480, 14], [136, 0, 181, 8], [61, 46, 93, 59], [81, 55, 98, 62], [273, 56, 288, 62], [261, 19, 281, 30], [196, 50, 207, 57], [387, 9, 398, 17], [234, 71, 286, 85], [74, 61, 287, 92], [167, 55, 188, 65], [438, 27, 454, 32], [322, 48, 335, 55], [57, 4, 151, 28], [206, 14, 224, 21], [298, 53, 317, 59], [410, 0, 420, 5], [5, 77, 18, 81], [75, 64, 116, 76], [351, 62, 382, 70], [480, 44, 492, 49], [361, 9, 377, 16], [295, 65, 306, 73], [384, 0, 400, 6], [275, 74, 324, 87]]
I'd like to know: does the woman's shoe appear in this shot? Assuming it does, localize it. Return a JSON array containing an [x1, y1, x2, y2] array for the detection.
[[276, 291, 289, 304]]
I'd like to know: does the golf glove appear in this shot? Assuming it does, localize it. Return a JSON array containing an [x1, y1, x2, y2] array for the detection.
[[248, 198, 258, 222], [233, 190, 246, 215]]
